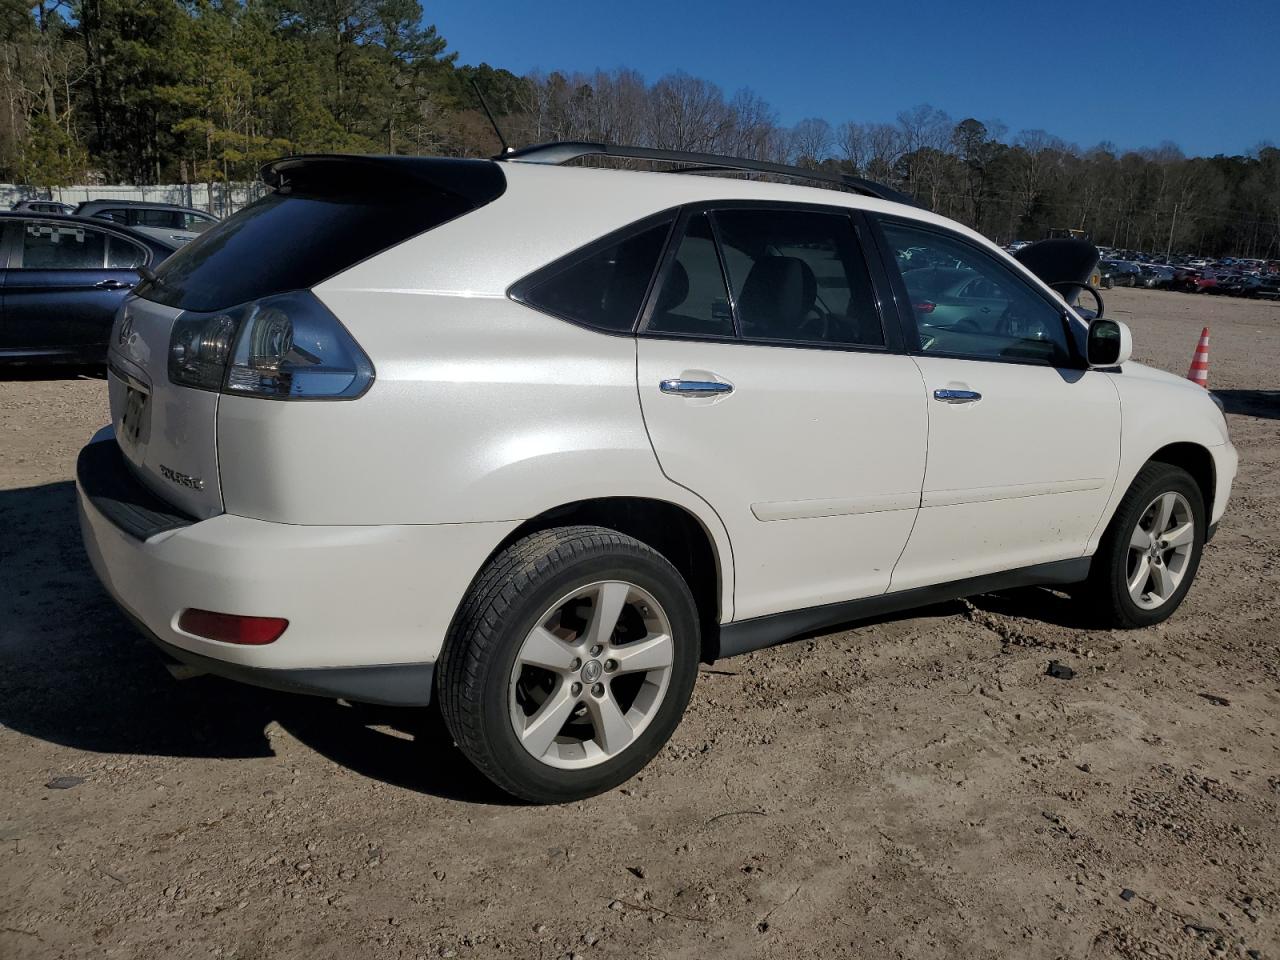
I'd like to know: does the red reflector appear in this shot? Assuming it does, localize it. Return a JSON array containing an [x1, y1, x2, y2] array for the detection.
[[178, 609, 289, 645], [914, 300, 936, 314]]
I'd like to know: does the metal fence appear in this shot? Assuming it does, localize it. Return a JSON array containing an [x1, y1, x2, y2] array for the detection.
[[1, 181, 269, 218]]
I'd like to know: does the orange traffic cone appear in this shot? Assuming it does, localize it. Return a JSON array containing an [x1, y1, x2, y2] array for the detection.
[[1187, 326, 1210, 388]]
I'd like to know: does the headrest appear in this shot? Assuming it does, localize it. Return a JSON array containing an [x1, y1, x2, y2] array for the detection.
[[656, 260, 690, 314], [737, 257, 816, 335]]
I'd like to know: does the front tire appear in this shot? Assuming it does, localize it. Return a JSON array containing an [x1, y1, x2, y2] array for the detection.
[[1081, 463, 1205, 628], [438, 526, 700, 803]]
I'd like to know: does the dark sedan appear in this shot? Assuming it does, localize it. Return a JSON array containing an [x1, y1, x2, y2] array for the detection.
[[0, 212, 179, 364]]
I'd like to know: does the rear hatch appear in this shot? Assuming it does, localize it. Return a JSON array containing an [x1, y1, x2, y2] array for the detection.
[[106, 154, 506, 519]]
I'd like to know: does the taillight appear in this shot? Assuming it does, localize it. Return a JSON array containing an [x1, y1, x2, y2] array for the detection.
[[914, 300, 936, 314], [168, 291, 373, 399], [178, 609, 289, 645]]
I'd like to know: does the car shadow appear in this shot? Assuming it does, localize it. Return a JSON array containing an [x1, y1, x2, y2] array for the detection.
[[1214, 389, 1280, 421], [0, 363, 105, 381], [0, 479, 513, 806]]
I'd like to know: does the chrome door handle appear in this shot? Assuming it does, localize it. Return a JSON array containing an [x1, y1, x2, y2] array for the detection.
[[933, 388, 982, 404], [95, 279, 133, 290], [660, 379, 734, 397]]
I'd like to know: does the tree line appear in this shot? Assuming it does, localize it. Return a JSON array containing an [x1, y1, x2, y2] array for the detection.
[[3, 0, 1278, 258]]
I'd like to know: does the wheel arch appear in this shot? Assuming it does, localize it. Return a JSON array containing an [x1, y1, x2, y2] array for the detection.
[[1147, 442, 1216, 520], [490, 497, 729, 663]]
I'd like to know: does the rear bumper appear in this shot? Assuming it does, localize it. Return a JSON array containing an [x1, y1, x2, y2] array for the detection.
[[76, 430, 518, 706], [135, 611, 436, 706]]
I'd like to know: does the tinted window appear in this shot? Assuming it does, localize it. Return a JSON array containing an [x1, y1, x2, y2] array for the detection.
[[881, 220, 1072, 365], [21, 221, 107, 269], [646, 213, 734, 337], [133, 209, 181, 228], [714, 209, 884, 347], [106, 235, 147, 269], [182, 212, 215, 233], [140, 166, 500, 312], [96, 209, 127, 223], [516, 220, 671, 332]]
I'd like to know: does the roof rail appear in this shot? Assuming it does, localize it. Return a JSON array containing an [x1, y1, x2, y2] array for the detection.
[[499, 141, 919, 207]]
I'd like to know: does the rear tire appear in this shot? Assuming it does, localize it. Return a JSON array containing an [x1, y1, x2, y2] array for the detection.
[[1080, 463, 1205, 628], [437, 525, 700, 804]]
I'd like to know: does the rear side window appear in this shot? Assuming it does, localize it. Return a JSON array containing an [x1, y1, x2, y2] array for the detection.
[[20, 221, 106, 269], [182, 212, 215, 233], [512, 218, 672, 332], [133, 209, 181, 228], [140, 158, 505, 312], [106, 235, 147, 269]]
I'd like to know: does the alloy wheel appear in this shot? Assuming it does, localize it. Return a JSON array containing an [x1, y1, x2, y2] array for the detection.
[[1126, 491, 1195, 610], [508, 581, 674, 769]]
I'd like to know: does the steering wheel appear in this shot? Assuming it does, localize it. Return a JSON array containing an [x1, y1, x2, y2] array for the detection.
[[1050, 280, 1105, 320]]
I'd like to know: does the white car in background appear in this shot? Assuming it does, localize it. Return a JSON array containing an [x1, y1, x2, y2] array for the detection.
[[77, 145, 1236, 803]]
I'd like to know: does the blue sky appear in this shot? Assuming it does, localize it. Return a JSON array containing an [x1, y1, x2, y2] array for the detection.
[[431, 0, 1278, 157]]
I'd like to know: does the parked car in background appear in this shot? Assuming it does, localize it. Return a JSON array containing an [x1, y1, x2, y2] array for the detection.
[[11, 199, 76, 215], [1137, 264, 1173, 288], [76, 147, 1236, 803], [75, 200, 218, 246], [0, 213, 180, 364], [1252, 274, 1280, 300], [1214, 273, 1247, 296], [1100, 260, 1141, 288]]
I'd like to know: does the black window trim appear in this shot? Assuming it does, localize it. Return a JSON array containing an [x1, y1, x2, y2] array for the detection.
[[865, 212, 1087, 370], [506, 207, 680, 336], [637, 198, 907, 356]]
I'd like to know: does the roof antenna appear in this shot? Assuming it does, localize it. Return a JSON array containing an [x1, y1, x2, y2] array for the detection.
[[471, 79, 514, 156]]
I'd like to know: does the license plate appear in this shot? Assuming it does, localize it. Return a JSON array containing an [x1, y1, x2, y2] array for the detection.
[[119, 383, 149, 450]]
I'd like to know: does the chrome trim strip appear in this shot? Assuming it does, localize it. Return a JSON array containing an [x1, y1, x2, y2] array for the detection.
[[751, 492, 921, 522], [921, 477, 1108, 508]]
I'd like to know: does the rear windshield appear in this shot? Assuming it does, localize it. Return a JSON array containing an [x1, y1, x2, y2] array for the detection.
[[139, 160, 504, 311]]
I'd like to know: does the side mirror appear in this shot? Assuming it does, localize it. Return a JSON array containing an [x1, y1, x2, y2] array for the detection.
[[1087, 318, 1132, 367]]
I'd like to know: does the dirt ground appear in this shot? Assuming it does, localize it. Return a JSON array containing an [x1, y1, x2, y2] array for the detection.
[[2, 287, 1278, 960]]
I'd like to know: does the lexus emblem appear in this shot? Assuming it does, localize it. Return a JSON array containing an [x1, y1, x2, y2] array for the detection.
[[117, 313, 135, 345]]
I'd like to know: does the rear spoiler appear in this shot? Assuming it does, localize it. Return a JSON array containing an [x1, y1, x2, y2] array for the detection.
[[259, 155, 506, 206]]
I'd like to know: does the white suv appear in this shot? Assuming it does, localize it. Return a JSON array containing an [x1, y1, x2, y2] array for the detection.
[[77, 145, 1237, 803]]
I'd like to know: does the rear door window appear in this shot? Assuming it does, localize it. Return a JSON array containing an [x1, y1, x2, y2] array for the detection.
[[646, 213, 735, 338], [182, 212, 216, 233], [713, 208, 884, 347], [132, 209, 182, 228], [20, 221, 107, 269], [106, 235, 148, 269]]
